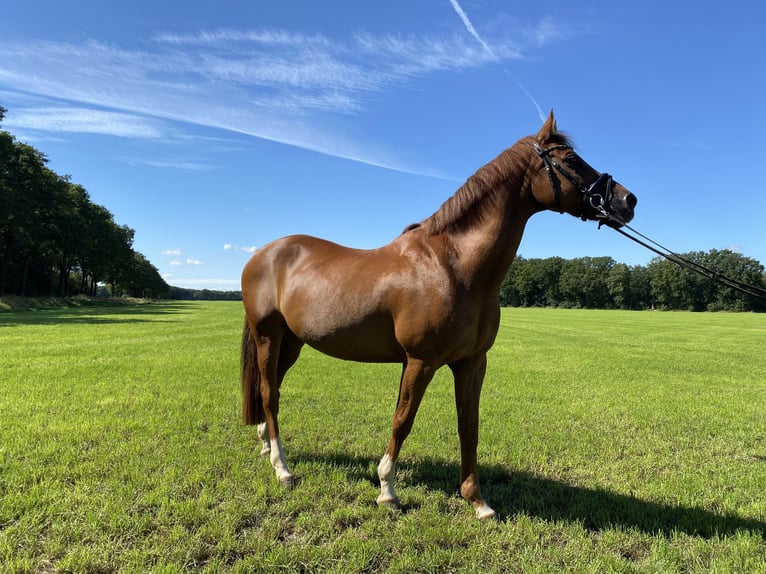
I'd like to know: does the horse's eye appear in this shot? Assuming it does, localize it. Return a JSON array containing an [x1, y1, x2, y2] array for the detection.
[[564, 154, 579, 167]]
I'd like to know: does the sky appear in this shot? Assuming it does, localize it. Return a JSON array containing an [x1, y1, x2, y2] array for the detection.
[[1, 1, 764, 290]]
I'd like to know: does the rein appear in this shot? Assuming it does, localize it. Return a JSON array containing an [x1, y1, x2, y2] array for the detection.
[[534, 142, 766, 303], [590, 210, 766, 303], [607, 221, 766, 303], [534, 143, 766, 301]]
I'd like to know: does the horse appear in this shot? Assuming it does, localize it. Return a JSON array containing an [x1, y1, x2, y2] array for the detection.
[[240, 111, 637, 519]]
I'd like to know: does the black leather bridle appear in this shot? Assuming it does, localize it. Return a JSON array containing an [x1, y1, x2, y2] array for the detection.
[[534, 142, 614, 222]]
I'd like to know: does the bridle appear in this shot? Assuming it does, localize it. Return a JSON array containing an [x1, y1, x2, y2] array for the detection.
[[534, 142, 615, 222]]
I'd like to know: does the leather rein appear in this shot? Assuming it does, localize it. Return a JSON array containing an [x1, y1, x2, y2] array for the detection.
[[534, 142, 766, 303]]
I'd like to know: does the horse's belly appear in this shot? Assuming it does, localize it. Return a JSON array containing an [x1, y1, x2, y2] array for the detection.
[[290, 311, 403, 363]]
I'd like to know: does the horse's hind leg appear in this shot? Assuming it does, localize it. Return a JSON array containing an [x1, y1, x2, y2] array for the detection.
[[256, 330, 303, 458], [256, 325, 303, 487], [256, 422, 271, 456]]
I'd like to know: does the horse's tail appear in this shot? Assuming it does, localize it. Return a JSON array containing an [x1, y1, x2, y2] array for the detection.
[[241, 319, 264, 425]]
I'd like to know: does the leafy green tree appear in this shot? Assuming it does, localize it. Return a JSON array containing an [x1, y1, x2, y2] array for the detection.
[[606, 262, 632, 309], [120, 253, 169, 298], [0, 104, 168, 298], [701, 249, 766, 312], [504, 256, 564, 306], [0, 140, 53, 295], [628, 265, 652, 309], [559, 257, 614, 308]]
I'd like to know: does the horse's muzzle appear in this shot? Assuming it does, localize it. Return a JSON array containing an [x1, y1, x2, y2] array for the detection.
[[598, 179, 636, 227]]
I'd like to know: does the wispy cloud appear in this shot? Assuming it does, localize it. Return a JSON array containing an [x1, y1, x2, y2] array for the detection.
[[0, 21, 567, 174], [524, 16, 569, 47], [126, 157, 216, 171], [162, 248, 182, 256], [5, 107, 164, 138]]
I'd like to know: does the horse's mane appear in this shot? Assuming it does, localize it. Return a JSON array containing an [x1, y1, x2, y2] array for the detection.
[[418, 133, 572, 236]]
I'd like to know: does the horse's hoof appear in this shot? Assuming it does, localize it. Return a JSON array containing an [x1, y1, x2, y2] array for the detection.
[[279, 475, 295, 489], [376, 495, 401, 511], [475, 504, 497, 521], [259, 446, 271, 456]]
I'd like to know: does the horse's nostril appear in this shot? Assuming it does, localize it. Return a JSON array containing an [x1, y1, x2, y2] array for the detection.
[[626, 193, 637, 208]]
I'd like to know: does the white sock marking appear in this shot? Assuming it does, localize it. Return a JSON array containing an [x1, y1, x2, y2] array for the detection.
[[376, 454, 397, 505], [257, 422, 271, 455], [269, 436, 292, 482]]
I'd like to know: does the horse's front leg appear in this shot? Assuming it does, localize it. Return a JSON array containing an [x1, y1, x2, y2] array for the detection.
[[377, 358, 435, 509], [450, 354, 496, 520]]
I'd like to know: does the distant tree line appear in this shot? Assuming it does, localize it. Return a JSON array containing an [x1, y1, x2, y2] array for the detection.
[[0, 106, 169, 298], [501, 252, 766, 312], [168, 287, 241, 301]]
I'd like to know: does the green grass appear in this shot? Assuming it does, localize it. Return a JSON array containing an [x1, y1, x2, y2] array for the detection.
[[1, 302, 765, 572]]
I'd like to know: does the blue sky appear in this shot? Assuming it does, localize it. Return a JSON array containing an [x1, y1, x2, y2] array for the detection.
[[1, 1, 764, 290]]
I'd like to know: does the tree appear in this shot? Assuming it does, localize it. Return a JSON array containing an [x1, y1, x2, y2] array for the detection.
[[559, 257, 614, 308], [606, 262, 632, 309], [0, 104, 167, 299], [500, 251, 763, 312], [701, 249, 766, 312], [0, 140, 53, 295], [79, 202, 135, 296], [502, 256, 564, 307], [120, 253, 169, 299]]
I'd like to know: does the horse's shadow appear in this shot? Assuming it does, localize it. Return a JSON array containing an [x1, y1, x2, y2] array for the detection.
[[292, 449, 766, 539]]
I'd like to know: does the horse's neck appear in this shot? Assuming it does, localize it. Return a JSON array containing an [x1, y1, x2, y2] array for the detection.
[[448, 150, 538, 293]]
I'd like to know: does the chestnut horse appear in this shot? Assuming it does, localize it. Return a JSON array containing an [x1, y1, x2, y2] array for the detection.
[[241, 112, 637, 519]]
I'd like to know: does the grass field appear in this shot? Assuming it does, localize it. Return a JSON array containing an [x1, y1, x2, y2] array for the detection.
[[1, 301, 765, 573]]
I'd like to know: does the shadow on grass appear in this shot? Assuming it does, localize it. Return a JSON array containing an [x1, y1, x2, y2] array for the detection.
[[291, 449, 766, 539], [0, 301, 190, 326]]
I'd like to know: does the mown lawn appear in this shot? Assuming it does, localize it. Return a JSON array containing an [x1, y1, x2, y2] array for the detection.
[[1, 302, 765, 572]]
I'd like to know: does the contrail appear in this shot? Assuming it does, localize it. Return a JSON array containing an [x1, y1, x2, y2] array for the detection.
[[448, 0, 546, 122], [448, 0, 497, 58]]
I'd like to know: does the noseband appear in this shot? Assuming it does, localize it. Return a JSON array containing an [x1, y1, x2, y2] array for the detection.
[[534, 143, 614, 221]]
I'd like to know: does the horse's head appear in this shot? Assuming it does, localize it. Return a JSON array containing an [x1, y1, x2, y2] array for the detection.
[[530, 111, 636, 226]]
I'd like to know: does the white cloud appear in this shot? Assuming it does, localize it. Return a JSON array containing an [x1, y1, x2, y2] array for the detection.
[[162, 248, 182, 256], [224, 243, 258, 254], [0, 22, 562, 176], [169, 259, 182, 266], [186, 259, 203, 265]]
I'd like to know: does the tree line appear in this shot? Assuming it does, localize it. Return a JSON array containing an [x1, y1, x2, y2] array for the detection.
[[0, 106, 169, 298], [501, 251, 766, 312]]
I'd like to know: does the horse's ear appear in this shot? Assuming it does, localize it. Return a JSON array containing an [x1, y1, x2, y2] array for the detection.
[[536, 109, 557, 143]]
